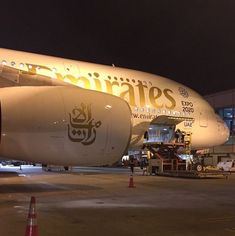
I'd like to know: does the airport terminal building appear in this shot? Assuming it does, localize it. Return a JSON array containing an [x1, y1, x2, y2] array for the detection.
[[205, 89, 235, 162]]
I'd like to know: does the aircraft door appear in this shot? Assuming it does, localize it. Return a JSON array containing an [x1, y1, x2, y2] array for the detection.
[[199, 111, 208, 127], [147, 124, 175, 143]]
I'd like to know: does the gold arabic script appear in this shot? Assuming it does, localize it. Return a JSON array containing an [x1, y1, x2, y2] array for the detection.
[[68, 103, 102, 145]]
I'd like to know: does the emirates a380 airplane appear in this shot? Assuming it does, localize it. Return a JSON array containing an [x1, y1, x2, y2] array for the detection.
[[0, 48, 229, 166]]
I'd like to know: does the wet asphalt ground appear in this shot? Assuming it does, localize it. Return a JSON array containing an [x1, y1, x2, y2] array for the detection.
[[0, 165, 235, 236]]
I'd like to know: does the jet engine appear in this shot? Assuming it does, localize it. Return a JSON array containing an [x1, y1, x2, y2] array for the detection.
[[0, 86, 132, 166]]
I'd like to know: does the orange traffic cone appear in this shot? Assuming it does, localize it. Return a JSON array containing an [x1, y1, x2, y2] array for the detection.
[[25, 196, 38, 236], [128, 174, 135, 188]]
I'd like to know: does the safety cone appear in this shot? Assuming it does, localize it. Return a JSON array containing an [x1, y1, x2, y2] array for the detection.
[[25, 196, 38, 236], [128, 174, 136, 188]]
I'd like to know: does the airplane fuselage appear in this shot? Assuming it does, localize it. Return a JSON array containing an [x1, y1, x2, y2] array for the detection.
[[0, 48, 229, 165]]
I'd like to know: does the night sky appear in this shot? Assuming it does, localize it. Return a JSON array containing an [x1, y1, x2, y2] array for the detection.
[[0, 1, 235, 95]]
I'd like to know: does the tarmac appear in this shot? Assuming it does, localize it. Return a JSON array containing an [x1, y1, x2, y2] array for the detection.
[[0, 165, 235, 236]]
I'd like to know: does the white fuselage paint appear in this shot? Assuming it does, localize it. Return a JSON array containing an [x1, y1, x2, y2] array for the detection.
[[0, 48, 230, 165]]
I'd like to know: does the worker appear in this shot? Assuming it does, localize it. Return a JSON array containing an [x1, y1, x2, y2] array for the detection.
[[141, 156, 148, 175], [181, 131, 186, 143], [144, 131, 149, 141], [129, 155, 135, 174], [175, 129, 181, 143]]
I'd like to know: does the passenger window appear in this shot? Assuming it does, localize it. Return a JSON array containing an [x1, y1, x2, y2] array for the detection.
[[2, 60, 7, 65]]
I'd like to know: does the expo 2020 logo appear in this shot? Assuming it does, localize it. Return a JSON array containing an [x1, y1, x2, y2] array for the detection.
[[178, 87, 189, 98]]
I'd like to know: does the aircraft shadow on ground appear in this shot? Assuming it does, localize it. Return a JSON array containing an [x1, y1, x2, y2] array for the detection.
[[0, 171, 19, 177], [0, 183, 102, 193]]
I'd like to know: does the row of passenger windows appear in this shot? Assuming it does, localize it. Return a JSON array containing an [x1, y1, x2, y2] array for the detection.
[[2, 60, 25, 68], [1, 60, 58, 73], [1, 60, 151, 84]]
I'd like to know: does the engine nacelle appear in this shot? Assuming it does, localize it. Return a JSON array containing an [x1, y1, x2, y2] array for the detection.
[[0, 86, 132, 166]]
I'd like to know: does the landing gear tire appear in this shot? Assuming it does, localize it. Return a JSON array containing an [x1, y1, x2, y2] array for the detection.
[[195, 163, 203, 172]]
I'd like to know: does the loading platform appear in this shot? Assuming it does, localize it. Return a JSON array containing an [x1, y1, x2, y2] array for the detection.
[[143, 138, 230, 179]]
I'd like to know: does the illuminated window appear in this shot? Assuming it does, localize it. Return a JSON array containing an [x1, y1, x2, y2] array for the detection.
[[19, 63, 24, 68], [224, 108, 234, 118], [52, 67, 57, 73], [2, 60, 7, 65]]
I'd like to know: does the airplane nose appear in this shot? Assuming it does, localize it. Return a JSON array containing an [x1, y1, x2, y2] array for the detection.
[[216, 114, 230, 144]]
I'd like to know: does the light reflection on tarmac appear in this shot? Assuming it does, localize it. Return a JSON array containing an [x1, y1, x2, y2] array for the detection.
[[0, 165, 235, 236]]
